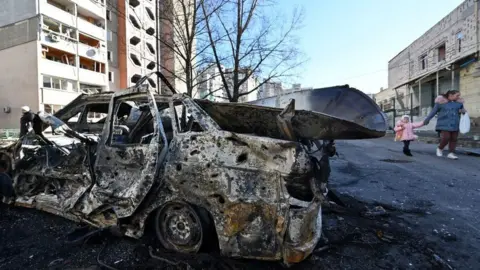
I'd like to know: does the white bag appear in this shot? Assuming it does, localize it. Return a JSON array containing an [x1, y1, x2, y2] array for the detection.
[[459, 112, 470, 134]]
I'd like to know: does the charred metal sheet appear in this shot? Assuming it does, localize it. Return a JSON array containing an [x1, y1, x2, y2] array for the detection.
[[195, 99, 385, 140], [276, 99, 297, 141], [249, 85, 388, 134]]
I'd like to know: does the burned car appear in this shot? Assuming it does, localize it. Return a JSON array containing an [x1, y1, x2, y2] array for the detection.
[[0, 82, 386, 265]]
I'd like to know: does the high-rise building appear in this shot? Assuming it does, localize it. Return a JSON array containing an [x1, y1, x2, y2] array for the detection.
[[0, 0, 109, 128], [106, 0, 161, 92]]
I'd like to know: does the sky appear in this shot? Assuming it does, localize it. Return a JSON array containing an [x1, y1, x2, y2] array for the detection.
[[278, 0, 464, 94]]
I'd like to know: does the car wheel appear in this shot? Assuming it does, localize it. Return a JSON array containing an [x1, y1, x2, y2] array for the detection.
[[154, 202, 203, 253]]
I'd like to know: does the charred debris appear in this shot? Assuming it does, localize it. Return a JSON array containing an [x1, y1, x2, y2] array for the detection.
[[0, 72, 386, 266]]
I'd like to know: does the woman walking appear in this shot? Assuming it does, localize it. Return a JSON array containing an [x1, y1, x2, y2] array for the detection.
[[423, 90, 466, 159]]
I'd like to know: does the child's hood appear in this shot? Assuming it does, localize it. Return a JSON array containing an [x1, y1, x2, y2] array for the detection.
[[434, 95, 465, 104]]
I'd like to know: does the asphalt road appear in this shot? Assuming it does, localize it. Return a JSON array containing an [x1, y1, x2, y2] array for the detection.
[[327, 138, 480, 269], [0, 137, 479, 269]]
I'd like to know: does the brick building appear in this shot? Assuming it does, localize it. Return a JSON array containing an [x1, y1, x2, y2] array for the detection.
[[383, 0, 480, 129]]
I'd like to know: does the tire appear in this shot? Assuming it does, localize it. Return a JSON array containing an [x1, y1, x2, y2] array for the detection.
[[154, 202, 203, 253]]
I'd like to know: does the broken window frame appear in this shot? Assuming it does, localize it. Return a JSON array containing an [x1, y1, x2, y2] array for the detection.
[[169, 99, 206, 134]]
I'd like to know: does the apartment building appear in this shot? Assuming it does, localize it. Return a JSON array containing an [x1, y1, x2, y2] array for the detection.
[[0, 0, 108, 129], [229, 68, 259, 103], [196, 64, 226, 102], [106, 0, 162, 93], [387, 0, 480, 129], [257, 80, 283, 100]]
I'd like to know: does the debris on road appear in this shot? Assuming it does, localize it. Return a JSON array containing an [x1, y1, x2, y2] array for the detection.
[[363, 206, 388, 217]]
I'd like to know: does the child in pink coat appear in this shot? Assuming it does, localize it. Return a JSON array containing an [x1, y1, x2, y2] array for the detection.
[[394, 115, 424, 156]]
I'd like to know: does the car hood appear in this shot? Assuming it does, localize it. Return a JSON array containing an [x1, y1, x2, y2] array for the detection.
[[195, 100, 385, 141]]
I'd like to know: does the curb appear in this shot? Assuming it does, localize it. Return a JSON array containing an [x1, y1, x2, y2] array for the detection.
[[384, 133, 480, 151]]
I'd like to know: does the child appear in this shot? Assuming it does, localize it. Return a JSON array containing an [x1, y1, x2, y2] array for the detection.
[[394, 115, 424, 156]]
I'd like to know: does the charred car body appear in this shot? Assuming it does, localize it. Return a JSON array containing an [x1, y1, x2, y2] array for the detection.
[[0, 81, 386, 265]]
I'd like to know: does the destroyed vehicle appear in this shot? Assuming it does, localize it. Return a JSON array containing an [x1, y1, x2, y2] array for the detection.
[[0, 83, 385, 265]]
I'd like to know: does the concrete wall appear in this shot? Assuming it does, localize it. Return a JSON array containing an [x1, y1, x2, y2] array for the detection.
[[389, 0, 478, 89], [0, 41, 39, 129], [0, 16, 39, 51], [0, 0, 38, 27], [459, 62, 480, 117]]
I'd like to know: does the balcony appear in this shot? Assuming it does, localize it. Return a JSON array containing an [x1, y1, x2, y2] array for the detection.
[[78, 17, 105, 41], [40, 58, 78, 81], [78, 33, 106, 62], [71, 0, 106, 19], [41, 0, 76, 27], [41, 88, 80, 106], [40, 31, 77, 55], [78, 43, 106, 63], [79, 68, 107, 85]]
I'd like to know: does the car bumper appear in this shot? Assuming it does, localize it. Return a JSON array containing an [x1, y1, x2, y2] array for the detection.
[[283, 198, 322, 265]]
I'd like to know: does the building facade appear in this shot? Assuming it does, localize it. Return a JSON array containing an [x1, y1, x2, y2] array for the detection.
[[0, 0, 108, 129], [386, 0, 480, 129], [257, 80, 283, 100], [196, 64, 226, 102], [106, 0, 161, 93]]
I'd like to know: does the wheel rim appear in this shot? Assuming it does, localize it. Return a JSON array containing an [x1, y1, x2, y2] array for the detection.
[[156, 202, 203, 253]]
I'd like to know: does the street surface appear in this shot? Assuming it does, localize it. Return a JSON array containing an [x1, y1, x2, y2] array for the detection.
[[0, 137, 479, 269]]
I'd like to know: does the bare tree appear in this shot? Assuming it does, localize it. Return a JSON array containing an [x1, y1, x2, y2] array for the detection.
[[105, 0, 226, 97], [201, 0, 305, 102], [158, 0, 227, 97]]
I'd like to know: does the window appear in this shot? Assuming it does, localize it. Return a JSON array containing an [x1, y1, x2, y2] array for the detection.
[[107, 50, 113, 61], [87, 111, 107, 123], [131, 74, 142, 84], [147, 78, 156, 88], [130, 36, 140, 46], [52, 77, 61, 89], [172, 102, 204, 133], [146, 42, 155, 54], [43, 76, 73, 91], [43, 76, 52, 88], [106, 10, 112, 21], [110, 99, 155, 145], [146, 62, 155, 70], [457, 32, 463, 53], [437, 44, 446, 62], [420, 54, 427, 70], [129, 15, 141, 29], [145, 7, 155, 20], [43, 104, 63, 114], [146, 27, 155, 36], [107, 30, 113, 41], [67, 112, 81, 123], [108, 71, 114, 82], [130, 53, 141, 66]]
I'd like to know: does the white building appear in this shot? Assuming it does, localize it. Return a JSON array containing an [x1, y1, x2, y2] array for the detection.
[[257, 80, 282, 100], [196, 64, 226, 102], [196, 67, 259, 102], [0, 0, 108, 129], [106, 0, 161, 92]]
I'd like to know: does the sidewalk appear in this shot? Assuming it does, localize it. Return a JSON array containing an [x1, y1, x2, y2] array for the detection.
[[385, 129, 480, 156]]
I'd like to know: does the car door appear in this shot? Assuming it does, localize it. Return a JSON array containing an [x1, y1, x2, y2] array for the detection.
[[90, 88, 168, 218]]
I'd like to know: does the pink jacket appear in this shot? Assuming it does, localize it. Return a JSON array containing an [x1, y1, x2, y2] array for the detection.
[[394, 120, 424, 141]]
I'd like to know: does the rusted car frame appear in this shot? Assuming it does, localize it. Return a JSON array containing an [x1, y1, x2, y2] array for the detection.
[[0, 84, 385, 265]]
